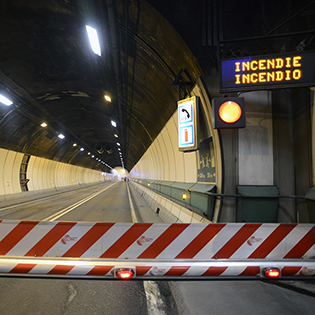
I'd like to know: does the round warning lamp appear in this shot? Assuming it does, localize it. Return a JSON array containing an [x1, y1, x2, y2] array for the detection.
[[218, 101, 242, 123], [116, 268, 134, 279], [264, 268, 281, 278]]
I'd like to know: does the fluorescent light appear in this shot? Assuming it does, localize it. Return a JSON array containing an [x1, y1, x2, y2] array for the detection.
[[41, 122, 47, 128], [111, 120, 116, 127], [86, 25, 101, 56], [117, 142, 120, 146], [73, 143, 77, 147], [80, 148, 84, 151], [104, 95, 111, 102], [0, 94, 13, 106], [58, 134, 65, 139], [114, 134, 118, 138]]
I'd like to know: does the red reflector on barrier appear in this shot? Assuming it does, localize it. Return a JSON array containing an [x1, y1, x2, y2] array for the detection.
[[116, 268, 134, 279], [264, 268, 281, 278]]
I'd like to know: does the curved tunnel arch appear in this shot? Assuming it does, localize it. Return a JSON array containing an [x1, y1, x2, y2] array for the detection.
[[0, 0, 203, 172], [0, 1, 223, 222]]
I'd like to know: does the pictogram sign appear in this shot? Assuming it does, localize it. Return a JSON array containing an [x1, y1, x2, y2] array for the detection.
[[178, 96, 199, 151]]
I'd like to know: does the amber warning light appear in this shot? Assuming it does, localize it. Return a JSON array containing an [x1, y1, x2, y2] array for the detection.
[[212, 97, 245, 129], [218, 101, 242, 123]]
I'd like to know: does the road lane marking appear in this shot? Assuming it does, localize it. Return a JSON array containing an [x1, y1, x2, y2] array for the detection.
[[43, 182, 118, 221], [126, 183, 137, 223], [0, 184, 114, 212], [0, 195, 59, 211], [127, 183, 167, 315], [143, 281, 167, 315]]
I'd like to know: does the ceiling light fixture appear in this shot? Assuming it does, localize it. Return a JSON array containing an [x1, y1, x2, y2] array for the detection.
[[104, 95, 111, 102], [86, 25, 101, 56], [40, 122, 47, 128], [111, 120, 116, 127], [58, 134, 65, 139], [0, 94, 13, 106]]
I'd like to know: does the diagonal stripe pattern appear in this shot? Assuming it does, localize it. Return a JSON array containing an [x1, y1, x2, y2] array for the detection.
[[0, 220, 314, 278]]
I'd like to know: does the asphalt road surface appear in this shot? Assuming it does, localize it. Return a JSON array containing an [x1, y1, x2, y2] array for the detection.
[[0, 181, 314, 314]]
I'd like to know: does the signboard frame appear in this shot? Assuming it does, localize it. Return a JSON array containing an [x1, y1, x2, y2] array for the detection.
[[178, 96, 199, 152], [220, 51, 315, 92]]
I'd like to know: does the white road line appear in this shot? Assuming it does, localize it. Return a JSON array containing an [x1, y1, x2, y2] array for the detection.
[[0, 195, 58, 211], [126, 183, 137, 223], [143, 281, 167, 315], [126, 183, 166, 315], [43, 182, 118, 221]]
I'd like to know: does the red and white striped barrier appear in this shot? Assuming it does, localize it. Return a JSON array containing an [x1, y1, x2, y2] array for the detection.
[[0, 220, 314, 279]]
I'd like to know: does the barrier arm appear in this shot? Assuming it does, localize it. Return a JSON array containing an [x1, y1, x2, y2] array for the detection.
[[0, 220, 314, 279]]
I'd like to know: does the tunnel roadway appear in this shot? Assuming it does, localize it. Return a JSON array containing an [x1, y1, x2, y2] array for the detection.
[[0, 181, 314, 315]]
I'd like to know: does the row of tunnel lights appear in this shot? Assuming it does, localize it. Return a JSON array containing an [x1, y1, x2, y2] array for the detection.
[[40, 120, 116, 170], [0, 94, 120, 170], [0, 94, 115, 170], [0, 24, 124, 169], [86, 24, 124, 168], [112, 121, 125, 169]]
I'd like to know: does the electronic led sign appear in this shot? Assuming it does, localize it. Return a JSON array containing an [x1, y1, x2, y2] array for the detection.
[[220, 51, 315, 92]]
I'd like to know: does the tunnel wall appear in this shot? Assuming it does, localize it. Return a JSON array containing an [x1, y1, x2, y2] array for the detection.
[[0, 148, 108, 196], [130, 113, 198, 182], [27, 155, 107, 191], [130, 79, 312, 224], [0, 148, 24, 195], [130, 80, 214, 223]]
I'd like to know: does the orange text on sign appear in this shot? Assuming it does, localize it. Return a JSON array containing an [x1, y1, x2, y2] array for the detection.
[[234, 56, 302, 85]]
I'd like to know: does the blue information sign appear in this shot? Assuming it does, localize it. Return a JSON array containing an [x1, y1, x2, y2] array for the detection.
[[178, 96, 199, 151]]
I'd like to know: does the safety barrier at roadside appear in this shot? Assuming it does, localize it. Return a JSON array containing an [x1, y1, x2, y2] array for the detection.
[[0, 220, 314, 279]]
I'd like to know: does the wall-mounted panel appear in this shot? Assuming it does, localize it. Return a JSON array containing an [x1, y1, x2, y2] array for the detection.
[[0, 149, 7, 195], [238, 91, 273, 185], [12, 152, 24, 193]]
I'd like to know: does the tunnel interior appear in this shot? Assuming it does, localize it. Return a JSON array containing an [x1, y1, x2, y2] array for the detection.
[[1, 0, 315, 175], [0, 0, 203, 173]]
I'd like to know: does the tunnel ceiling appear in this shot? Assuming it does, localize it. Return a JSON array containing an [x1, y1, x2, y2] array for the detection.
[[0, 0, 203, 172], [0, 0, 314, 173]]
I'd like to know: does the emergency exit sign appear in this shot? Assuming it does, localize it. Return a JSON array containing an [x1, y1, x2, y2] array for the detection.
[[220, 51, 315, 92], [178, 96, 199, 151]]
